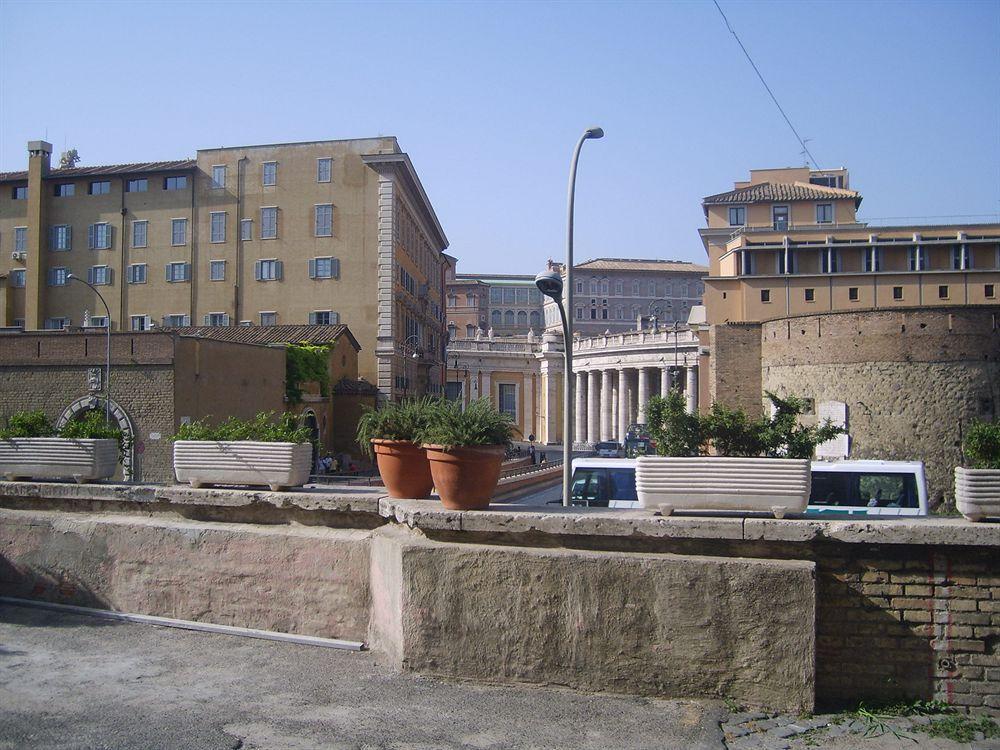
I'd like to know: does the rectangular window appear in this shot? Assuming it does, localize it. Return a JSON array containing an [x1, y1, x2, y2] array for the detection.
[[575, 307, 583, 320], [864, 247, 882, 272], [314, 204, 333, 236], [204, 313, 230, 327], [10, 269, 25, 287], [166, 262, 191, 282], [126, 178, 147, 193], [317, 158, 332, 183], [211, 165, 226, 189], [498, 383, 517, 420], [760, 289, 771, 303], [50, 225, 72, 251], [210, 212, 226, 243], [309, 256, 339, 279], [938, 285, 949, 299], [985, 284, 995, 299], [804, 288, 815, 302], [88, 265, 112, 285], [130, 315, 151, 331], [132, 220, 148, 248], [262, 162, 277, 186], [163, 314, 191, 327], [816, 204, 833, 224], [210, 260, 226, 281], [740, 252, 755, 276], [615, 280, 623, 296], [309, 311, 338, 325], [821, 248, 839, 274], [44, 318, 70, 330], [171, 218, 187, 246], [14, 226, 28, 252], [12, 186, 27, 200], [908, 246, 926, 271], [260, 312, 278, 326], [892, 286, 903, 300], [54, 183, 74, 197], [952, 244, 970, 270], [127, 263, 147, 284], [12, 318, 24, 328], [772, 205, 789, 230], [848, 287, 859, 301], [89, 181, 110, 195], [88, 223, 112, 250], [48, 267, 69, 286], [163, 175, 188, 191], [777, 250, 795, 275], [728, 206, 746, 226], [260, 207, 277, 239], [88, 316, 108, 328], [241, 218, 253, 241], [255, 259, 282, 281]]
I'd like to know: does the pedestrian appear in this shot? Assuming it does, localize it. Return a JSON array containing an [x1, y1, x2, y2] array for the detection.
[[319, 454, 333, 474], [529, 444, 536, 465], [539, 452, 547, 465]]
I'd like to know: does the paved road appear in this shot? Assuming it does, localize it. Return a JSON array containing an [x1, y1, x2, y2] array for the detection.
[[0, 602, 724, 750]]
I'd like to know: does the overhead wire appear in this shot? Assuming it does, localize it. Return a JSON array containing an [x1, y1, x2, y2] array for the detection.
[[711, 0, 820, 169]]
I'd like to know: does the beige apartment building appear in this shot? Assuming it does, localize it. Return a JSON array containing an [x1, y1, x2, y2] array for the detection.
[[0, 138, 449, 400], [699, 167, 1000, 323]]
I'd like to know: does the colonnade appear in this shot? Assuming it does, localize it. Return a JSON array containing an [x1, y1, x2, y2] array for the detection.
[[573, 365, 698, 446]]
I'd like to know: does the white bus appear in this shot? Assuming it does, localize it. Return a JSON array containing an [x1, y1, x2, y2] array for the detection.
[[569, 458, 929, 516]]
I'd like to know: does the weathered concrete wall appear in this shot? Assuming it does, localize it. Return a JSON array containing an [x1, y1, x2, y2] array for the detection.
[[370, 525, 816, 711], [0, 508, 372, 641], [760, 307, 1000, 504]]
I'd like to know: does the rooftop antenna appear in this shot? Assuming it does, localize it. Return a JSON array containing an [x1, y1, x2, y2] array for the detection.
[[800, 139, 813, 167]]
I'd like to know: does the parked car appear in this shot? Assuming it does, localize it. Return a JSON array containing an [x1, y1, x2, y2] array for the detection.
[[594, 441, 621, 458], [569, 458, 929, 516]]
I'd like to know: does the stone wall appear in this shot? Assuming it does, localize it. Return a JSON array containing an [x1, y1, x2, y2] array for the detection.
[[760, 307, 1000, 503], [709, 322, 763, 414]]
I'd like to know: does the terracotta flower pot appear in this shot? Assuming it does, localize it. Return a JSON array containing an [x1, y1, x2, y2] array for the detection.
[[423, 444, 506, 510], [372, 439, 433, 499]]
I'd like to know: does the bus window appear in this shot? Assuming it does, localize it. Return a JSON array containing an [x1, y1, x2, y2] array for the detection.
[[859, 473, 917, 509], [571, 469, 604, 506], [810, 472, 854, 507], [607, 469, 638, 502]]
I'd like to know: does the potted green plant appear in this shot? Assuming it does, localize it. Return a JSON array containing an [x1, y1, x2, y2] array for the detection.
[[356, 397, 437, 499], [955, 420, 1000, 522], [637, 392, 844, 518], [421, 398, 516, 510], [0, 409, 121, 483], [172, 412, 312, 491]]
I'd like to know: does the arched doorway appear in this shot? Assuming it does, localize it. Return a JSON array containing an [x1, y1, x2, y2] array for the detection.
[[57, 396, 139, 482], [301, 409, 320, 470]]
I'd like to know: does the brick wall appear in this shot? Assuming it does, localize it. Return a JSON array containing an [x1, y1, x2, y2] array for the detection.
[[709, 322, 763, 414]]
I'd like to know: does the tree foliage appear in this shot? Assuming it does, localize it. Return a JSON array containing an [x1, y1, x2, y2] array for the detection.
[[285, 343, 330, 404], [964, 420, 1000, 470]]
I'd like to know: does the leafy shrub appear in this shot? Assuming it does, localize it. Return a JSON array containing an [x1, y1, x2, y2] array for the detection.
[[59, 410, 129, 458], [963, 420, 1000, 470], [285, 343, 330, 404], [173, 412, 311, 444], [420, 398, 517, 449], [0, 410, 55, 439], [645, 391, 845, 459], [355, 396, 440, 458]]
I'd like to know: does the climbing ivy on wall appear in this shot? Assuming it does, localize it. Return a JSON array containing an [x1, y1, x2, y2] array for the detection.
[[285, 343, 330, 404]]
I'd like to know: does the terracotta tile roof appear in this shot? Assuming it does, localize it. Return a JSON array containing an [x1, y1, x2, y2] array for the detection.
[[173, 324, 360, 351], [332, 377, 379, 395], [702, 181, 861, 206], [575, 258, 708, 273], [0, 160, 196, 183]]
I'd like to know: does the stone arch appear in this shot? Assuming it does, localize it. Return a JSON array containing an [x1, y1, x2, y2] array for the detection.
[[57, 395, 139, 482]]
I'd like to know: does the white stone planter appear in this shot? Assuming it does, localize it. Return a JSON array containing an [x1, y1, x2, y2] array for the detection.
[[636, 456, 811, 519], [173, 441, 312, 491], [955, 467, 1000, 522], [0, 438, 118, 483]]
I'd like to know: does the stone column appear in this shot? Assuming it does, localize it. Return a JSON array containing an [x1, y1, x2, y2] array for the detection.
[[617, 368, 629, 443], [637, 367, 651, 425], [480, 371, 491, 405], [575, 371, 587, 446], [600, 369, 613, 442], [660, 366, 670, 399], [686, 365, 699, 414], [587, 370, 600, 445], [523, 373, 534, 440]]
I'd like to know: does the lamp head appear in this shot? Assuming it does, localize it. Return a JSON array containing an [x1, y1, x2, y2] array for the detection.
[[66, 273, 77, 280], [585, 127, 604, 140], [534, 270, 563, 300]]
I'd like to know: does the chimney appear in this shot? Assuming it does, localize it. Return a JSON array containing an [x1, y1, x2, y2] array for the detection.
[[28, 140, 52, 176]]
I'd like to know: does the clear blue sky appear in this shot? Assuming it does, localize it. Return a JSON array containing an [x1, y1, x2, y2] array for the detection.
[[2, 0, 998, 272]]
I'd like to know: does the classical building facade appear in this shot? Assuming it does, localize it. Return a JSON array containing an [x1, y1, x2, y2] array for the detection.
[[444, 258, 543, 339], [0, 138, 449, 401], [697, 166, 1000, 503], [543, 257, 707, 336]]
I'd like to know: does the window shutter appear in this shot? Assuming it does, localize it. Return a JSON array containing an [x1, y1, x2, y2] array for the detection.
[[105, 225, 113, 249], [332, 312, 340, 324], [254, 261, 262, 281], [308, 258, 316, 279], [222, 314, 230, 326], [203, 314, 211, 325], [88, 224, 95, 250], [107, 268, 113, 285], [331, 258, 340, 279], [308, 312, 317, 325], [183, 315, 191, 326], [66, 225, 72, 250], [87, 267, 94, 284], [275, 260, 283, 280], [166, 264, 172, 282], [183, 263, 191, 281], [49, 226, 57, 250]]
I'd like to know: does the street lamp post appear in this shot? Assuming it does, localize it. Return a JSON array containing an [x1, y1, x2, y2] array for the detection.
[[66, 274, 111, 424], [534, 271, 570, 504], [561, 126, 604, 506]]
